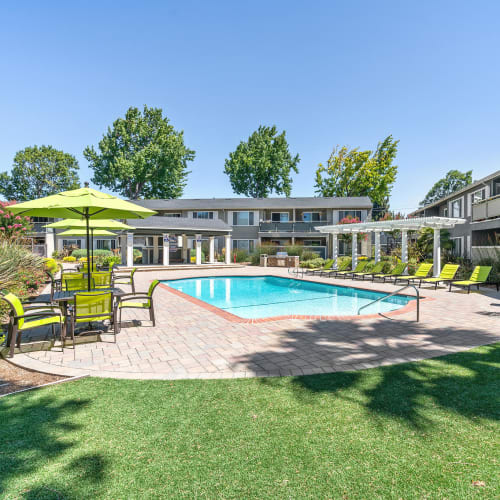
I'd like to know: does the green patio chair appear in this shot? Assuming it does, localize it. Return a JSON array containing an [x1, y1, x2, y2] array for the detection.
[[64, 274, 94, 291], [334, 260, 368, 279], [69, 291, 117, 349], [92, 272, 112, 289], [114, 267, 137, 293], [321, 258, 352, 277], [0, 292, 65, 357], [393, 263, 433, 285], [351, 261, 384, 280], [116, 280, 160, 332], [45, 270, 60, 299], [414, 264, 460, 289], [371, 262, 407, 283], [448, 266, 492, 293], [307, 259, 334, 275]]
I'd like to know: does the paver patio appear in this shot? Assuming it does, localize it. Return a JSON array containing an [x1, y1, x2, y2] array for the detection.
[[10, 266, 500, 379]]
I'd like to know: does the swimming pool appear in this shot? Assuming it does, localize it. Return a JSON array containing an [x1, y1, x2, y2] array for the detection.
[[162, 276, 414, 320]]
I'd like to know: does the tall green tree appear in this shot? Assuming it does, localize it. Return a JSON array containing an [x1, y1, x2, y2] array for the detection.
[[314, 135, 399, 209], [0, 145, 80, 201], [419, 169, 472, 207], [224, 125, 300, 198], [84, 106, 195, 199]]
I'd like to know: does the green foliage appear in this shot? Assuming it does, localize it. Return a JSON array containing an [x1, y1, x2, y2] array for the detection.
[[232, 249, 249, 263], [301, 250, 320, 261], [300, 257, 325, 269], [84, 105, 195, 200], [315, 135, 398, 207], [100, 255, 122, 268], [0, 145, 79, 201], [416, 228, 454, 258], [224, 125, 300, 197], [133, 249, 143, 263], [63, 256, 76, 262], [0, 241, 44, 292], [285, 245, 304, 257], [44, 258, 58, 273], [71, 249, 113, 259], [420, 170, 472, 207], [190, 248, 206, 262]]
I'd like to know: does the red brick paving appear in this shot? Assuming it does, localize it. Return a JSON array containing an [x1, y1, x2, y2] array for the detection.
[[11, 266, 500, 380]]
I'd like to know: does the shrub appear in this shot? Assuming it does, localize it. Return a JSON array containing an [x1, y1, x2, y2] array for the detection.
[[284, 245, 303, 257], [133, 249, 142, 263], [44, 258, 58, 273], [190, 249, 206, 263], [300, 258, 325, 269], [301, 250, 320, 261], [101, 255, 122, 267], [232, 249, 249, 263], [0, 201, 32, 241], [71, 248, 113, 259], [63, 256, 76, 262]]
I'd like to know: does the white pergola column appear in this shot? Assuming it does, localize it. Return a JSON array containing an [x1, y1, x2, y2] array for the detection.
[[126, 232, 134, 267], [331, 233, 338, 268], [209, 236, 215, 263], [401, 229, 408, 274], [374, 230, 381, 263], [433, 228, 441, 277], [195, 234, 202, 265], [162, 233, 170, 266], [225, 234, 231, 264], [351, 232, 358, 269]]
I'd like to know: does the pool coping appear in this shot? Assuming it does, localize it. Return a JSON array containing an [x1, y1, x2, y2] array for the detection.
[[159, 275, 429, 324]]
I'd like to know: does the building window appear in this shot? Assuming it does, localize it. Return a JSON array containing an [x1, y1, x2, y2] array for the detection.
[[302, 212, 321, 222], [232, 240, 254, 253], [232, 211, 254, 226], [271, 212, 289, 222], [450, 237, 463, 257], [471, 188, 486, 204], [443, 207, 448, 217], [451, 199, 462, 218], [96, 239, 116, 250], [339, 210, 362, 221], [193, 211, 214, 219], [303, 240, 322, 246], [164, 213, 182, 218], [62, 239, 81, 248]]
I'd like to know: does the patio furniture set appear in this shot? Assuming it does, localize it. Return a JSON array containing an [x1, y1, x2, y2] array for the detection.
[[1, 265, 159, 358]]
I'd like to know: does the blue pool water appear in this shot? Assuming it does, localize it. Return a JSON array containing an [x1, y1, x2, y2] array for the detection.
[[163, 276, 414, 319]]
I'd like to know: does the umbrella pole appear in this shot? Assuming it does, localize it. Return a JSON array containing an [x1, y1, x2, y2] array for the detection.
[[85, 211, 91, 291], [91, 228, 94, 270]]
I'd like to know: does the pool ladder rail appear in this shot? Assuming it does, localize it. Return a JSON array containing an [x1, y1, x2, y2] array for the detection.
[[357, 284, 420, 322]]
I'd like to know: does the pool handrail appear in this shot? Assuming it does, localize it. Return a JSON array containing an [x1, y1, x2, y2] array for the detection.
[[357, 284, 420, 322]]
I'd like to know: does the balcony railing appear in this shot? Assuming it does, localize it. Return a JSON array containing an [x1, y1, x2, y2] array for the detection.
[[472, 194, 500, 221], [259, 221, 331, 233]]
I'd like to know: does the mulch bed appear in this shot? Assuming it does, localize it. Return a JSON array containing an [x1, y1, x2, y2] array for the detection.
[[0, 358, 66, 396]]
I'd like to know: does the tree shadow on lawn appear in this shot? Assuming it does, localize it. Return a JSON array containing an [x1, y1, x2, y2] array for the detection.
[[236, 318, 499, 430], [0, 392, 108, 498]]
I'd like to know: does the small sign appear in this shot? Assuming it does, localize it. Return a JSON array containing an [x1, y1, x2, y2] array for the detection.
[[196, 237, 202, 243], [163, 236, 170, 244], [127, 233, 133, 243]]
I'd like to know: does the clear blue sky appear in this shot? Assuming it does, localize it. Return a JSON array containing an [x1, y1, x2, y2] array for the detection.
[[1, 0, 499, 213]]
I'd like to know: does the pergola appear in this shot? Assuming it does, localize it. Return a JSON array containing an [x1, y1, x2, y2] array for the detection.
[[316, 217, 466, 277]]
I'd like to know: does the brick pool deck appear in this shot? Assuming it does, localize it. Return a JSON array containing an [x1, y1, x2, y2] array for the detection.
[[10, 266, 500, 380]]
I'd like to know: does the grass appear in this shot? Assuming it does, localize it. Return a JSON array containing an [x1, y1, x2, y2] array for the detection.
[[0, 344, 498, 499]]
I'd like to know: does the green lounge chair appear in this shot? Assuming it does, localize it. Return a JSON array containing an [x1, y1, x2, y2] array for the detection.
[[320, 258, 351, 277], [1, 292, 65, 357], [393, 263, 433, 285], [351, 261, 384, 280], [415, 264, 460, 289], [307, 259, 334, 275], [334, 260, 368, 279], [448, 266, 493, 293], [371, 262, 407, 283]]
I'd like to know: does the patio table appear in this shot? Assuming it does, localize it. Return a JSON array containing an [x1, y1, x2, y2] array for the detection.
[[37, 288, 125, 339]]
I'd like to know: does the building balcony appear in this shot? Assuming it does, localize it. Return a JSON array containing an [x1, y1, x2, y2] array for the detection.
[[472, 195, 500, 221], [259, 221, 331, 233]]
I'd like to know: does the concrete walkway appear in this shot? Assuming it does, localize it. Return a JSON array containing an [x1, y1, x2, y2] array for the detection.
[[10, 266, 500, 380]]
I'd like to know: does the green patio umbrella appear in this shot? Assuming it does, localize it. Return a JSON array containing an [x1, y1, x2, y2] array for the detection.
[[58, 229, 117, 266], [9, 185, 155, 290], [44, 219, 135, 267]]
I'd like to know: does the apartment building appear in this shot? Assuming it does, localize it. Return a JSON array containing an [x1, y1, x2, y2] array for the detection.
[[129, 196, 373, 263], [411, 170, 500, 260]]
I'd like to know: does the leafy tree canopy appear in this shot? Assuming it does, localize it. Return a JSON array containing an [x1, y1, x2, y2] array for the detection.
[[0, 145, 80, 201], [224, 125, 300, 198], [84, 105, 195, 199], [315, 135, 398, 209], [419, 170, 472, 207]]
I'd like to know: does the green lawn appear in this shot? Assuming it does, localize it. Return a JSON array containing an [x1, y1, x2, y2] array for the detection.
[[1, 344, 498, 499]]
